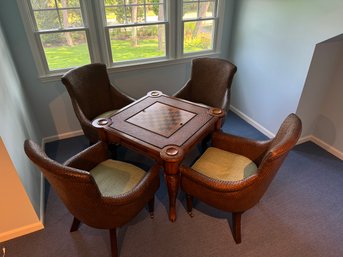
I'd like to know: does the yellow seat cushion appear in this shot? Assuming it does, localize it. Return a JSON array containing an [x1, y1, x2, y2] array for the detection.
[[94, 109, 117, 119], [191, 147, 258, 181], [90, 159, 145, 197]]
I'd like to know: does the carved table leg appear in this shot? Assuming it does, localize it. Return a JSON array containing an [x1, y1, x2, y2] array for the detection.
[[165, 173, 180, 222], [160, 146, 184, 222]]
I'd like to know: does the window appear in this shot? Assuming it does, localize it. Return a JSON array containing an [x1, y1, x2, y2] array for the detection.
[[182, 0, 218, 54], [28, 0, 92, 71], [102, 0, 167, 63], [18, 0, 224, 78]]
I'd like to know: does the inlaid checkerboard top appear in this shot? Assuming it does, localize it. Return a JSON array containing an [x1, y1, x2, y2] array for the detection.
[[100, 93, 221, 150], [126, 102, 196, 138]]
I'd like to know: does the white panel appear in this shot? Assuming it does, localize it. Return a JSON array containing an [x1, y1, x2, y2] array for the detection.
[[0, 138, 43, 242]]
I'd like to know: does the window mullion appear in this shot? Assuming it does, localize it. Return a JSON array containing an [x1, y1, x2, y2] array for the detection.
[[81, 0, 103, 64], [174, 0, 183, 58], [92, 0, 112, 66]]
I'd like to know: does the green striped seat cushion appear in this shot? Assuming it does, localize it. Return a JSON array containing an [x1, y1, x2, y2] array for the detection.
[[191, 147, 258, 181], [90, 159, 145, 197]]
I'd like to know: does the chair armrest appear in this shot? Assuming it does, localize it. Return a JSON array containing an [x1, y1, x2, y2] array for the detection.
[[211, 131, 271, 165], [64, 141, 110, 171], [109, 86, 135, 108], [173, 80, 191, 99], [71, 99, 93, 129]]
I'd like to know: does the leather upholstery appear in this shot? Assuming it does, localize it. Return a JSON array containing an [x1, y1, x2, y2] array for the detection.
[[24, 140, 160, 256], [180, 113, 302, 243], [61, 63, 134, 144], [174, 58, 237, 112]]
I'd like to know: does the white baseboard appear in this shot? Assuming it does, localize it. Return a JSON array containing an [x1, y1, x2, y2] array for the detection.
[[297, 135, 311, 144], [41, 130, 84, 148], [0, 222, 44, 243], [230, 106, 275, 138], [306, 135, 343, 160], [230, 106, 343, 160]]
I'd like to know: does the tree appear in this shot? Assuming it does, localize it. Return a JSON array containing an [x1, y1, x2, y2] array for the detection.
[[131, 0, 138, 47], [157, 0, 164, 50], [151, 0, 164, 50], [61, 0, 74, 46], [192, 2, 210, 38]]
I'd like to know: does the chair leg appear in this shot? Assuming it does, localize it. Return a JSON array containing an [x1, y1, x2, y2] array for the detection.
[[109, 229, 118, 257], [232, 212, 243, 244], [148, 196, 155, 218], [70, 217, 81, 232], [186, 194, 194, 217]]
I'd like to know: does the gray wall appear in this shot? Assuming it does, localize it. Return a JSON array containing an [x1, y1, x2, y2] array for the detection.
[[297, 36, 343, 152], [0, 24, 41, 215], [229, 0, 343, 134]]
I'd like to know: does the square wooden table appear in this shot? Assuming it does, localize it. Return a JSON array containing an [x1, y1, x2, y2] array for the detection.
[[92, 91, 224, 221]]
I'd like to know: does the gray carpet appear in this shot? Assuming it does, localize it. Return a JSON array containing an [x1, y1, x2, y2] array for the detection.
[[2, 112, 343, 257]]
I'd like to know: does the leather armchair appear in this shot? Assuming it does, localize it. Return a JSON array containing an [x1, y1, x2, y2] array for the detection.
[[174, 58, 237, 112], [180, 114, 302, 243], [61, 63, 134, 144], [24, 140, 160, 257]]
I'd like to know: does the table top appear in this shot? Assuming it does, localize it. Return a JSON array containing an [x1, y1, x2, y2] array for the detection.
[[93, 91, 224, 160]]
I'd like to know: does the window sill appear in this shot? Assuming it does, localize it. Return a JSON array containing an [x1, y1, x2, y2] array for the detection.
[[39, 52, 221, 83]]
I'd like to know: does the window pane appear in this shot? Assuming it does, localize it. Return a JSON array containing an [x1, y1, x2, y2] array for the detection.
[[126, 6, 145, 23], [31, 0, 56, 9], [105, 0, 125, 6], [40, 31, 91, 70], [183, 20, 214, 53], [147, 4, 165, 22], [105, 7, 125, 25], [109, 25, 166, 62], [146, 0, 164, 3], [31, 0, 81, 9], [34, 10, 60, 30], [126, 0, 144, 4], [34, 7, 84, 31], [183, 1, 215, 19], [183, 3, 198, 19], [58, 9, 84, 28], [199, 2, 215, 18], [56, 0, 80, 8], [105, 3, 165, 25]]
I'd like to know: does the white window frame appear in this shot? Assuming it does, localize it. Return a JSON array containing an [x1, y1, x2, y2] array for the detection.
[[96, 0, 171, 67], [17, 0, 102, 80], [17, 0, 225, 81], [180, 0, 220, 57]]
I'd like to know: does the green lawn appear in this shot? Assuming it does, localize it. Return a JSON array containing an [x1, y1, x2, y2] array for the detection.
[[111, 39, 165, 61], [44, 43, 91, 70], [44, 39, 204, 70]]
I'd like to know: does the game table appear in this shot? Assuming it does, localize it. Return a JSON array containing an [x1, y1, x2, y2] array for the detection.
[[92, 91, 225, 222]]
